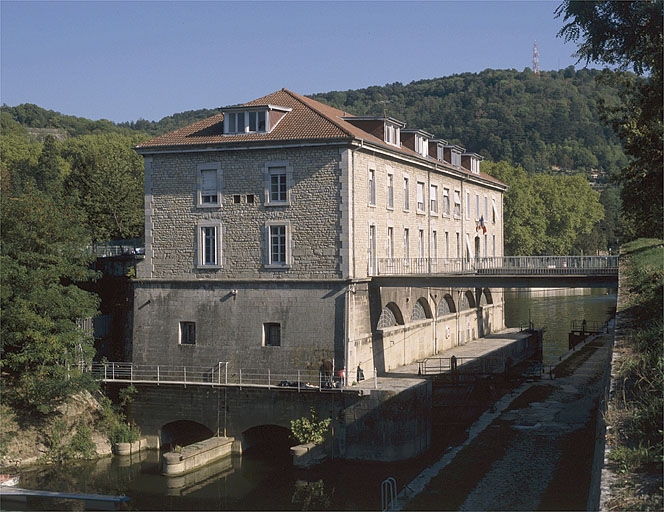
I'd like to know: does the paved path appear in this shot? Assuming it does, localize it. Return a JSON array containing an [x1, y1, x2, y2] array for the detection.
[[395, 333, 613, 511]]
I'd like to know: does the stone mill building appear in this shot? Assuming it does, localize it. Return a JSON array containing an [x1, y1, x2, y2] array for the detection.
[[132, 88, 508, 383]]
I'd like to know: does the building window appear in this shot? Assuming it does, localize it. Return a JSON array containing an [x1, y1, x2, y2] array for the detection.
[[453, 190, 461, 217], [430, 184, 438, 214], [224, 110, 267, 134], [403, 177, 410, 211], [385, 121, 401, 146], [465, 192, 471, 220], [484, 196, 488, 219], [387, 173, 394, 209], [265, 221, 291, 268], [492, 234, 496, 257], [418, 229, 424, 258], [263, 322, 281, 346], [484, 234, 488, 257], [492, 199, 499, 224], [404, 228, 410, 260], [197, 222, 222, 268], [264, 161, 292, 206], [476, 194, 480, 219], [416, 182, 425, 212], [443, 188, 450, 215], [387, 227, 394, 259], [456, 232, 460, 258], [180, 322, 196, 345], [415, 134, 428, 157], [431, 230, 438, 259], [445, 231, 449, 258], [197, 163, 222, 207], [368, 168, 376, 206]]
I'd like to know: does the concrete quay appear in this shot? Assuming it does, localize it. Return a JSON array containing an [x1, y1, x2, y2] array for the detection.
[[353, 327, 537, 393]]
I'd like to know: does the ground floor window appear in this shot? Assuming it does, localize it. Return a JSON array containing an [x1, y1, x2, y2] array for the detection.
[[263, 322, 281, 346], [180, 321, 196, 345]]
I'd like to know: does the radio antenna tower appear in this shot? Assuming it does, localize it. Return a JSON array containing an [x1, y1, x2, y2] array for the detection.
[[533, 40, 540, 77]]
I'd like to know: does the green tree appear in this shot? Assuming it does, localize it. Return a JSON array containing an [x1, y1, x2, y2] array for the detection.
[[0, 188, 99, 413], [64, 133, 146, 242], [556, 0, 663, 240]]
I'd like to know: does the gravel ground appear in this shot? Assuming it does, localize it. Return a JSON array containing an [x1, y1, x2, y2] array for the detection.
[[399, 334, 612, 511]]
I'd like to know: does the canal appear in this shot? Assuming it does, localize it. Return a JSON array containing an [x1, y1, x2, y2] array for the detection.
[[13, 288, 617, 511]]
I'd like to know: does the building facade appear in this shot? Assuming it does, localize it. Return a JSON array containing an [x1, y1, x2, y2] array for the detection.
[[133, 89, 507, 383]]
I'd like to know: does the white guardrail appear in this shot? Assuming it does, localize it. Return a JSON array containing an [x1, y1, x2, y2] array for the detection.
[[90, 362, 352, 391]]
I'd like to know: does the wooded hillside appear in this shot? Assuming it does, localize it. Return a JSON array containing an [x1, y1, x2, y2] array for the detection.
[[3, 67, 626, 178]]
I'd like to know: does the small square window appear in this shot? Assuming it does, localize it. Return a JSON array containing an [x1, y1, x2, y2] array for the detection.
[[264, 322, 281, 346], [180, 322, 196, 345], [246, 194, 255, 204], [233, 194, 241, 204]]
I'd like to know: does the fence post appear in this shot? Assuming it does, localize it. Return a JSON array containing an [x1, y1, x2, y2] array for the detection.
[[225, 362, 228, 385], [157, 366, 160, 384], [268, 368, 271, 388], [374, 368, 378, 389], [130, 364, 133, 383], [297, 370, 301, 392]]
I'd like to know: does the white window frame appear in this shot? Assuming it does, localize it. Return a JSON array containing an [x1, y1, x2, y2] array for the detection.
[[265, 220, 291, 268], [418, 229, 425, 258], [453, 190, 461, 217], [385, 121, 401, 146], [431, 230, 438, 259], [430, 184, 438, 214], [403, 176, 410, 211], [387, 226, 394, 259], [197, 221, 222, 268], [196, 162, 222, 208], [466, 192, 471, 220], [443, 187, 450, 215], [403, 228, 410, 261], [264, 161, 293, 206], [368, 168, 376, 206], [386, 172, 394, 210], [416, 181, 426, 213], [224, 110, 268, 134]]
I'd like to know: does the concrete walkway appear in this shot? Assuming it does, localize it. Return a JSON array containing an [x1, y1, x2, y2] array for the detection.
[[354, 327, 529, 393]]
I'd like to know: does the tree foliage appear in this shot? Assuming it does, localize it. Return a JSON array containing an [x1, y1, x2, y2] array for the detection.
[[0, 188, 100, 413], [484, 160, 605, 255], [64, 133, 146, 241], [556, 0, 663, 240]]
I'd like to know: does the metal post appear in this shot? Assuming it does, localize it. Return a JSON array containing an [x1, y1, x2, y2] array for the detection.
[[239, 369, 242, 387], [374, 368, 378, 389], [225, 362, 228, 385], [157, 366, 160, 384], [268, 368, 271, 388], [130, 364, 133, 383], [218, 362, 222, 385], [297, 370, 301, 392]]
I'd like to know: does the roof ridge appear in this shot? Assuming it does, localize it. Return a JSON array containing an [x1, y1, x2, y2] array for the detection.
[[280, 88, 357, 139]]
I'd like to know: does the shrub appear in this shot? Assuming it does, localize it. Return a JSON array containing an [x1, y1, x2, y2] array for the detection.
[[290, 407, 331, 445]]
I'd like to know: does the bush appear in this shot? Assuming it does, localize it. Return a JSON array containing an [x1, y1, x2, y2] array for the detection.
[[290, 407, 331, 445]]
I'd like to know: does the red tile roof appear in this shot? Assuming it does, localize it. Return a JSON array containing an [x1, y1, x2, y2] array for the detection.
[[135, 88, 506, 188]]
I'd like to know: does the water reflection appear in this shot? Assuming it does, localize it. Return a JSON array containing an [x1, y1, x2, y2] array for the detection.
[[504, 287, 617, 365]]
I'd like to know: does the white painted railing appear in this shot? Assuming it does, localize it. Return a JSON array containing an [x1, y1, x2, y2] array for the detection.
[[90, 362, 349, 391], [373, 255, 618, 276]]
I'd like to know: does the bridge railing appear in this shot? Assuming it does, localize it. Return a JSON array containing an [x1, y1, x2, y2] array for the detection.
[[373, 255, 618, 276], [89, 362, 346, 390]]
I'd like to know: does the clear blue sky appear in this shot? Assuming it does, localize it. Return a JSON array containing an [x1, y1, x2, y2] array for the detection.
[[1, 1, 588, 123]]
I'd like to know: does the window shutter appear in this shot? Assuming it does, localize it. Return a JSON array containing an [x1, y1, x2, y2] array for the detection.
[[201, 169, 217, 197]]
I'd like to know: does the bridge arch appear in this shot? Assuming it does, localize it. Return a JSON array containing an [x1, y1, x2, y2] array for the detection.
[[411, 297, 432, 321], [459, 290, 476, 310], [480, 288, 493, 306], [242, 424, 293, 454], [160, 419, 215, 450], [437, 294, 456, 315], [377, 302, 404, 328]]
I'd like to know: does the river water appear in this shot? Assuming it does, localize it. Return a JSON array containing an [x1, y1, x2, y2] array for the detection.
[[13, 288, 616, 511]]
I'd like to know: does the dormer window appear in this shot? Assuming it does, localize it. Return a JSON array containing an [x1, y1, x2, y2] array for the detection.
[[462, 153, 483, 175], [402, 129, 433, 157], [444, 145, 464, 167], [223, 105, 290, 134], [385, 121, 401, 146], [415, 134, 428, 157]]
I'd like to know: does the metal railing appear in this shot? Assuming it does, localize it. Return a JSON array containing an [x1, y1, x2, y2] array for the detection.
[[373, 255, 618, 276], [570, 319, 609, 333], [418, 355, 511, 376], [89, 362, 348, 391], [88, 239, 144, 258]]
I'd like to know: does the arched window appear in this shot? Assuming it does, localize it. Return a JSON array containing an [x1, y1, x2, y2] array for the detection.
[[411, 297, 432, 321], [377, 302, 404, 329], [438, 294, 456, 315]]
